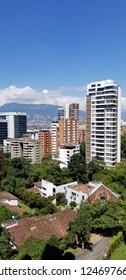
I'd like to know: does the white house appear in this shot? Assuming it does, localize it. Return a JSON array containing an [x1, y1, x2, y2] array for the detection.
[[32, 180, 119, 206], [66, 180, 119, 205], [33, 179, 78, 198], [41, 179, 78, 197]]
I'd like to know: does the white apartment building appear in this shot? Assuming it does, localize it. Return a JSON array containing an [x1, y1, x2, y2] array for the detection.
[[51, 121, 61, 158], [86, 79, 121, 166], [59, 144, 80, 167]]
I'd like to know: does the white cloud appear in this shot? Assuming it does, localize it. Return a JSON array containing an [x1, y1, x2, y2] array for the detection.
[[0, 85, 86, 110], [0, 85, 125, 111]]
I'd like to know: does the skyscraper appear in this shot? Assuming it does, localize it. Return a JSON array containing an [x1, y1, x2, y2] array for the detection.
[[51, 103, 79, 159], [86, 79, 121, 166], [0, 112, 27, 138], [65, 103, 79, 120]]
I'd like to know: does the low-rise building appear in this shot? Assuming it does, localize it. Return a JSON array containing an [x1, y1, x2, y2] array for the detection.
[[2, 209, 77, 247], [0, 191, 18, 206], [33, 179, 78, 197], [32, 179, 119, 206], [66, 180, 119, 205]]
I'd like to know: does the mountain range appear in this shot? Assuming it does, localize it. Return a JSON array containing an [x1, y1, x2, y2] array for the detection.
[[0, 102, 126, 127], [0, 102, 85, 127]]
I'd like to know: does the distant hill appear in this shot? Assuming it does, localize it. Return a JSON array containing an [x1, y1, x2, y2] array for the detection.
[[0, 103, 126, 125], [0, 102, 85, 127]]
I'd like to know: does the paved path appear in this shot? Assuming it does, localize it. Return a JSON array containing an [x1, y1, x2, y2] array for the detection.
[[76, 237, 112, 260]]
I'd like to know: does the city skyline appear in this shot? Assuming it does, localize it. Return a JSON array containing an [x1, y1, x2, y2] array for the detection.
[[0, 0, 126, 110]]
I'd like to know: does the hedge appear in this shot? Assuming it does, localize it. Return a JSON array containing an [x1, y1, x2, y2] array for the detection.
[[106, 232, 124, 259]]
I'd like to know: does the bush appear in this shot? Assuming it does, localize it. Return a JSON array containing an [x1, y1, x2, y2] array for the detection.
[[106, 232, 124, 259]]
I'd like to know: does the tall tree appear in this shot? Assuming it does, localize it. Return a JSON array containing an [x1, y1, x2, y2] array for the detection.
[[68, 154, 88, 183]]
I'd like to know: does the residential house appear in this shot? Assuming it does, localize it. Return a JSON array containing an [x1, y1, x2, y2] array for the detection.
[[0, 192, 18, 206], [2, 209, 77, 247], [31, 179, 119, 206], [66, 180, 119, 205], [32, 179, 78, 197]]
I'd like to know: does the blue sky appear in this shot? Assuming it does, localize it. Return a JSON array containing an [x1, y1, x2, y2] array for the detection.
[[0, 0, 126, 109]]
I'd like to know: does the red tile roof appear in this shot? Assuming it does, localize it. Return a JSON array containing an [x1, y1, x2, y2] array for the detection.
[[8, 209, 76, 247], [72, 184, 93, 193], [34, 181, 42, 188], [0, 191, 18, 200], [27, 187, 42, 194]]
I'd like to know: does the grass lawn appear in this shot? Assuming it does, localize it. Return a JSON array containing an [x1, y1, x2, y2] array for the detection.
[[110, 243, 126, 260], [18, 201, 36, 215]]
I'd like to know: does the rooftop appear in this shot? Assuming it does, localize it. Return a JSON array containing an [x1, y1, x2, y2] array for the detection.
[[8, 209, 76, 247], [27, 187, 42, 194], [34, 181, 42, 188], [0, 191, 18, 200], [72, 184, 94, 193]]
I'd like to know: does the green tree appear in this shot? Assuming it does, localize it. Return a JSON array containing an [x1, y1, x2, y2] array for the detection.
[[88, 158, 104, 181], [80, 142, 86, 160], [0, 206, 13, 223], [56, 193, 67, 206], [121, 136, 126, 160], [68, 154, 88, 183], [14, 237, 47, 260], [1, 176, 16, 193], [0, 227, 14, 260]]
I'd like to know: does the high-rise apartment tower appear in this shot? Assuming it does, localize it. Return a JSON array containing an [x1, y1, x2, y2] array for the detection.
[[86, 79, 121, 166], [65, 103, 79, 120]]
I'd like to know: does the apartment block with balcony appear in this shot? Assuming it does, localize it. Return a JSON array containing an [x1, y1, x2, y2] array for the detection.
[[11, 135, 42, 164], [86, 79, 121, 166]]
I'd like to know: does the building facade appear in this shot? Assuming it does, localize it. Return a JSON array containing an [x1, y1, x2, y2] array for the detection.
[[59, 144, 80, 167], [65, 103, 79, 120], [51, 119, 79, 158], [78, 123, 86, 143], [86, 79, 121, 166], [0, 112, 27, 139], [51, 120, 64, 158], [11, 135, 42, 164], [38, 130, 52, 158]]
